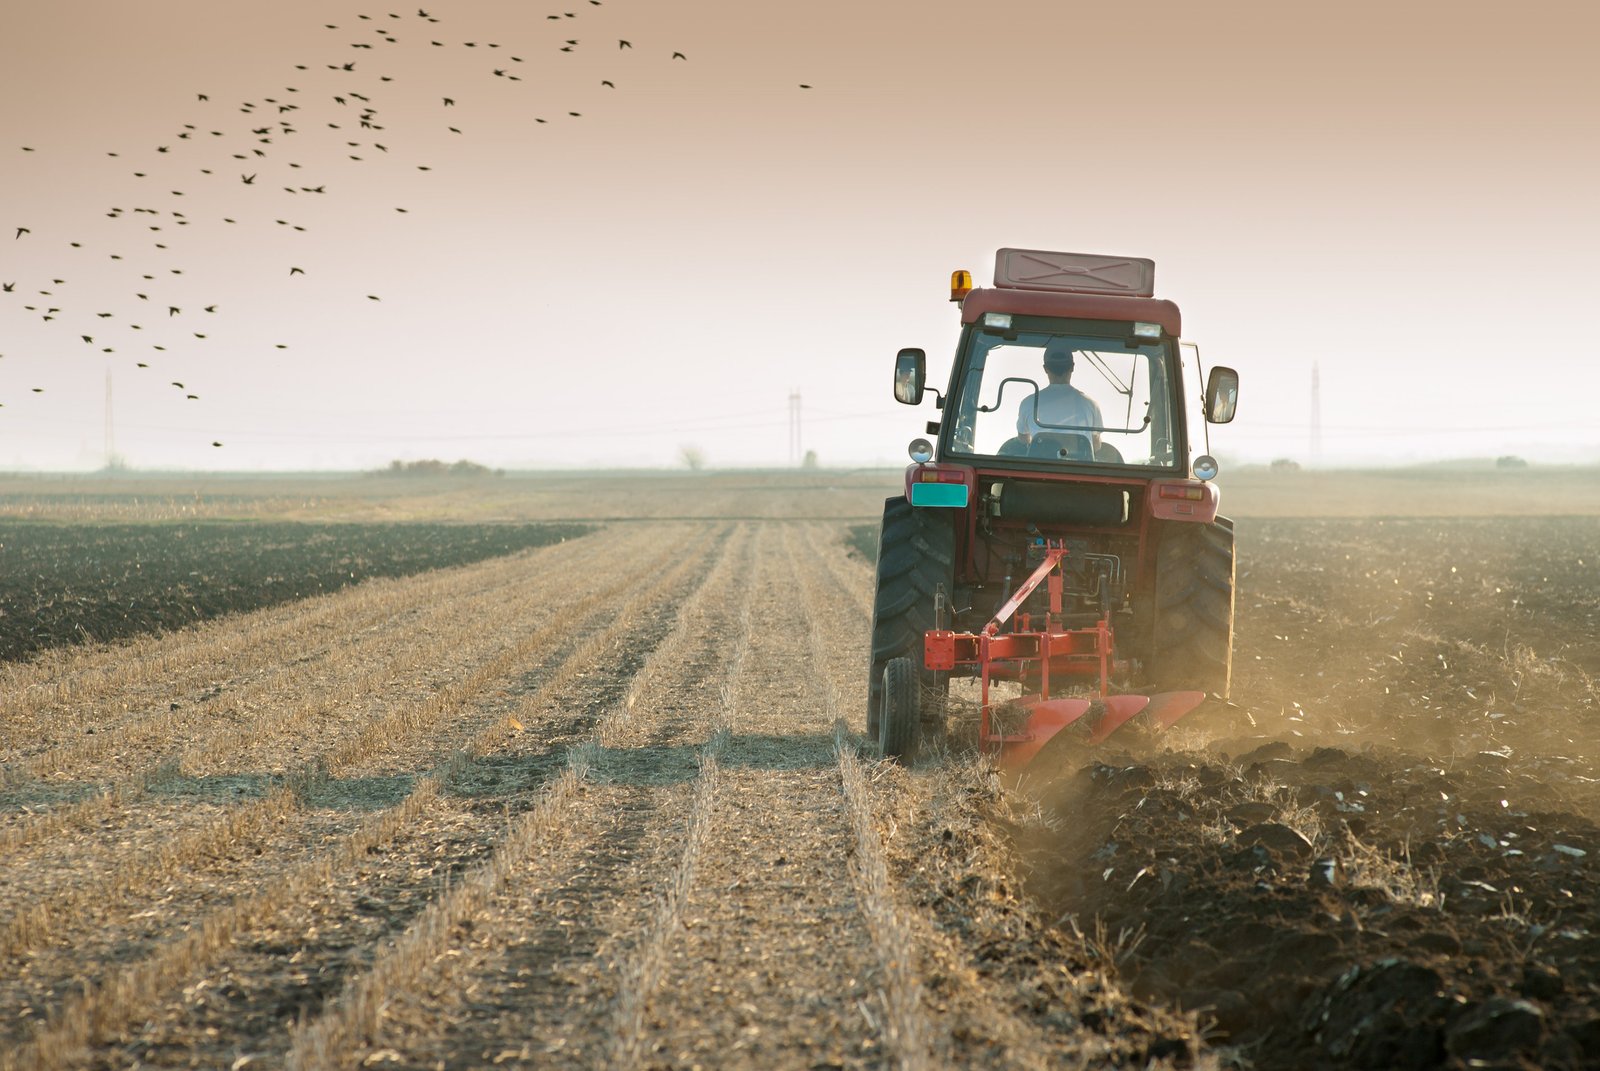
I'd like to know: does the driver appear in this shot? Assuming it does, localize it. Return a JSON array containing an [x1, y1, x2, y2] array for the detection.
[[1017, 344, 1102, 451]]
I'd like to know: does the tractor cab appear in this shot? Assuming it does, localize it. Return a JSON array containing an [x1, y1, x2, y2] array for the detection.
[[893, 250, 1237, 478]]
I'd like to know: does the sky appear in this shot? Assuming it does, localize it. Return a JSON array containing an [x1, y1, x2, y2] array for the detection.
[[1, 0, 1597, 472]]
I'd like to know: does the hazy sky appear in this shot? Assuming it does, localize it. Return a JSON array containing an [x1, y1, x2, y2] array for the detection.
[[2, 0, 1597, 471]]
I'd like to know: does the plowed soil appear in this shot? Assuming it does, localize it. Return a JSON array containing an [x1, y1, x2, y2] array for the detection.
[[1015, 516, 1600, 1069], [0, 521, 587, 662], [3, 475, 1597, 1071]]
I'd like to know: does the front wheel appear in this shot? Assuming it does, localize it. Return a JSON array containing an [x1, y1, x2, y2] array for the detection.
[[879, 657, 921, 762]]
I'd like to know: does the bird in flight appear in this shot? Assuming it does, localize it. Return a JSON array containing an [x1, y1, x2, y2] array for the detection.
[[241, 174, 257, 184], [619, 39, 630, 48], [672, 51, 686, 60], [290, 267, 305, 275], [1, 282, 12, 292], [14, 227, 28, 239]]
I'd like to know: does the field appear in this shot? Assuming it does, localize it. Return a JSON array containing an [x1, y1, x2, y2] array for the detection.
[[1, 467, 1597, 1069]]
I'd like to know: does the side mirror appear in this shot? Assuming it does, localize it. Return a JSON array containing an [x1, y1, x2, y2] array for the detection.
[[893, 348, 926, 405], [1204, 366, 1239, 423]]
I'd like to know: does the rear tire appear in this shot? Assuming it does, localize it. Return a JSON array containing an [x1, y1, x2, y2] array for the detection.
[[867, 496, 954, 738], [879, 657, 921, 762], [1149, 516, 1235, 697]]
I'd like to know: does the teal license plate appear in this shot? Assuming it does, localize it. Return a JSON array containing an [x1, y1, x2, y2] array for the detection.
[[910, 482, 969, 508]]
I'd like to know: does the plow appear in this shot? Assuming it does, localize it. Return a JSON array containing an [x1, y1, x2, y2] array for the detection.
[[913, 541, 1205, 769], [869, 248, 1239, 771]]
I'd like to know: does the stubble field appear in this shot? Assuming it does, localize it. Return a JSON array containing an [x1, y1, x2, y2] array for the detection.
[[1, 466, 1597, 1069]]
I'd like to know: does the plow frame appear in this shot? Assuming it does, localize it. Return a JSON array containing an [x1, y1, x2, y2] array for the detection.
[[923, 540, 1203, 767]]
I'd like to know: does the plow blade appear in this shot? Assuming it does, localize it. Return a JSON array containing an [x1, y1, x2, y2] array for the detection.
[[998, 691, 1210, 771], [1144, 690, 1208, 730], [1085, 694, 1154, 744], [999, 697, 1092, 769]]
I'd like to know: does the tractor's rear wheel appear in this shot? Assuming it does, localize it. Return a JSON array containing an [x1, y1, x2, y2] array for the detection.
[[1149, 516, 1235, 697], [878, 657, 921, 762], [867, 496, 954, 739]]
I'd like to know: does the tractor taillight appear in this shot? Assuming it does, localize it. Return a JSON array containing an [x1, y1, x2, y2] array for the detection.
[[1157, 484, 1205, 501], [918, 467, 966, 483], [950, 270, 973, 302]]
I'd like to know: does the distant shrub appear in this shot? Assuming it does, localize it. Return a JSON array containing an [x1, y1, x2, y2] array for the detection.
[[380, 459, 503, 477], [1495, 455, 1529, 469], [1270, 458, 1302, 471]]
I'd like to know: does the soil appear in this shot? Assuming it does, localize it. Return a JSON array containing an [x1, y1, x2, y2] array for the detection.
[[1, 492, 1596, 1071], [0, 515, 1199, 1071], [0, 520, 587, 662], [1012, 516, 1600, 1069]]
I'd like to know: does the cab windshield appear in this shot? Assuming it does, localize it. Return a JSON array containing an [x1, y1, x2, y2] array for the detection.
[[947, 326, 1179, 468]]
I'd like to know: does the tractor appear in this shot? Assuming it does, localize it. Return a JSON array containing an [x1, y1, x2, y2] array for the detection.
[[868, 248, 1239, 767]]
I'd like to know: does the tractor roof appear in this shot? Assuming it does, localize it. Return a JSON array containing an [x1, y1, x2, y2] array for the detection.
[[960, 287, 1182, 337], [958, 248, 1181, 335]]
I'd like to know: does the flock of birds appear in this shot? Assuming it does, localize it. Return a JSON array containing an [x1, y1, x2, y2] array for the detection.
[[3, 4, 813, 451]]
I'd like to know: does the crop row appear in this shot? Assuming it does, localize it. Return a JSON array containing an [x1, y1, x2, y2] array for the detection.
[[4, 526, 733, 1069]]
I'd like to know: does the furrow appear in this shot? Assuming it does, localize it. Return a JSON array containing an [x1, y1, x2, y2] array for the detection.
[[0, 527, 625, 783], [781, 524, 934, 1069], [0, 525, 723, 1037], [0, 525, 669, 859], [0, 530, 589, 747], [602, 597, 752, 1069], [800, 520, 876, 624], [634, 532, 880, 1070], [787, 520, 1082, 1070], [282, 526, 757, 1070]]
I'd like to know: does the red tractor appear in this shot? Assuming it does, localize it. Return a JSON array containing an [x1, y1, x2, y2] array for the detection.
[[869, 249, 1239, 767]]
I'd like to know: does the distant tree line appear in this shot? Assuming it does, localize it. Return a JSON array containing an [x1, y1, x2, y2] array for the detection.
[[379, 459, 504, 477]]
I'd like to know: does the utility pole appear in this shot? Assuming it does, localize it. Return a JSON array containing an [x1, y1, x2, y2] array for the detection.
[[104, 368, 115, 470], [1310, 361, 1322, 468], [788, 388, 802, 466]]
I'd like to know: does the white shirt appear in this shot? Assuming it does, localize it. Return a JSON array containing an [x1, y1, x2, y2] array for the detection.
[[1017, 383, 1103, 439]]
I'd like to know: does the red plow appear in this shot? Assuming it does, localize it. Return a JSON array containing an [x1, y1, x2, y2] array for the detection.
[[923, 541, 1207, 770]]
